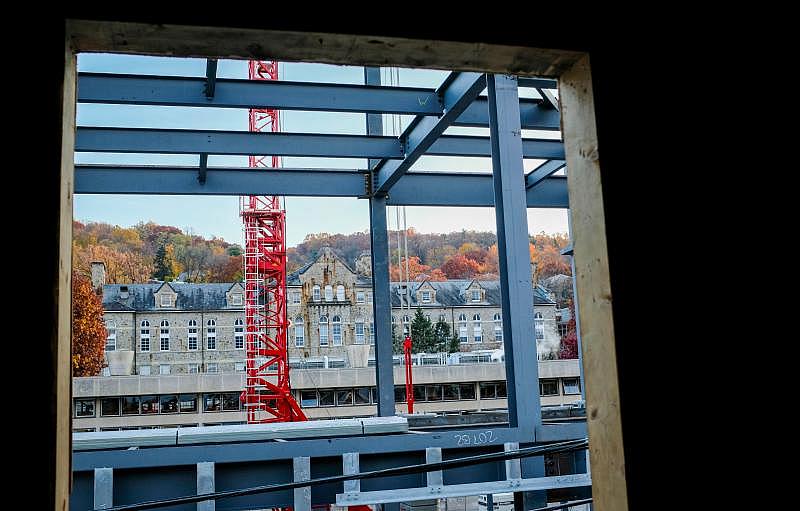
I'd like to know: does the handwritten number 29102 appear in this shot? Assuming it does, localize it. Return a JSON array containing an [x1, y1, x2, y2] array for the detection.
[[455, 430, 495, 446]]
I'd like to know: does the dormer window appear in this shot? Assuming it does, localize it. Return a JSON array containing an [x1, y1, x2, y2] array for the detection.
[[356, 291, 365, 303], [471, 290, 481, 302], [231, 294, 242, 306], [160, 294, 173, 307], [421, 290, 431, 303]]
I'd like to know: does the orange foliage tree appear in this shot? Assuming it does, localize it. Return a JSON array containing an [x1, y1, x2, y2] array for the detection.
[[389, 256, 432, 281], [71, 271, 107, 377], [440, 254, 482, 279]]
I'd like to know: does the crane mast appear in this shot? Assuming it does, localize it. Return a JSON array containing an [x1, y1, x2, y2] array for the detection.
[[239, 60, 306, 423]]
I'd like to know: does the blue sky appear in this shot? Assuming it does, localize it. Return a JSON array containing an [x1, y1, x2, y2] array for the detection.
[[74, 55, 569, 246]]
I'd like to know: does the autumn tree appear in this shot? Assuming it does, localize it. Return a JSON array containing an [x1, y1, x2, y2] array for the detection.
[[71, 271, 107, 377], [440, 254, 481, 279], [390, 256, 432, 281], [558, 300, 579, 359]]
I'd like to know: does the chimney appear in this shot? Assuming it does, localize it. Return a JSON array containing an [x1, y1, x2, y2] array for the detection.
[[90, 261, 106, 291]]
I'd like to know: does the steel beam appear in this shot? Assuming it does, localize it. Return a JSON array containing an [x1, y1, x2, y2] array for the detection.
[[74, 165, 568, 207], [428, 135, 565, 159], [488, 74, 542, 432], [76, 127, 403, 159], [78, 73, 442, 115], [455, 97, 560, 130], [518, 77, 558, 89], [343, 453, 360, 494], [293, 457, 311, 511], [374, 72, 487, 193], [526, 160, 566, 189], [370, 194, 396, 415], [197, 462, 215, 511], [94, 467, 113, 510], [204, 60, 218, 99], [335, 474, 591, 505]]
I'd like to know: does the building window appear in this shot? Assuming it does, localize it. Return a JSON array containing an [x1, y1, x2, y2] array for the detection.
[[140, 320, 150, 351], [394, 385, 407, 403], [471, 289, 481, 302], [139, 365, 151, 376], [493, 313, 503, 342], [300, 390, 318, 408], [206, 319, 216, 350], [539, 379, 559, 396], [159, 364, 171, 375], [336, 389, 353, 406], [336, 284, 345, 301], [443, 384, 459, 400], [294, 316, 305, 347], [188, 363, 199, 374], [291, 291, 301, 304], [180, 394, 198, 413], [402, 314, 410, 336], [324, 285, 334, 301], [472, 314, 482, 343], [231, 294, 243, 306], [223, 393, 240, 411], [160, 294, 173, 307], [74, 399, 95, 418], [369, 322, 375, 345], [356, 291, 365, 303], [204, 394, 221, 412], [122, 396, 140, 415], [421, 290, 431, 303], [366, 291, 372, 303], [319, 316, 329, 346], [319, 390, 335, 407], [160, 395, 179, 414], [355, 319, 365, 344], [563, 378, 581, 395], [141, 395, 159, 414], [439, 314, 446, 322], [101, 398, 120, 417], [187, 319, 197, 350], [332, 316, 343, 345], [234, 318, 244, 349], [160, 320, 170, 351], [312, 285, 321, 301], [458, 313, 468, 343], [235, 362, 245, 372], [354, 387, 371, 405], [535, 312, 545, 340], [459, 383, 476, 400], [426, 385, 443, 401], [206, 363, 219, 373], [105, 320, 116, 351]]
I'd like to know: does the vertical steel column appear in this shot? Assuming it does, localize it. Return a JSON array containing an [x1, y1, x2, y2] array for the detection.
[[487, 74, 542, 431], [343, 452, 361, 494], [93, 468, 113, 510], [366, 67, 396, 417], [293, 456, 311, 511], [567, 217, 586, 402], [197, 462, 215, 511]]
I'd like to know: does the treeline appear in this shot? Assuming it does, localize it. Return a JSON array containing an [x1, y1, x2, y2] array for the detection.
[[72, 221, 243, 283], [290, 228, 572, 282], [73, 221, 572, 285]]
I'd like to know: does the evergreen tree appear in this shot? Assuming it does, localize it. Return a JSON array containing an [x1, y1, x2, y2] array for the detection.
[[448, 331, 461, 354], [391, 323, 403, 355], [410, 307, 435, 353], [153, 244, 177, 281], [433, 319, 454, 353]]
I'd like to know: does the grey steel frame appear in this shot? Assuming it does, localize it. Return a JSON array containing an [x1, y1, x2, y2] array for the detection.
[[72, 65, 588, 510]]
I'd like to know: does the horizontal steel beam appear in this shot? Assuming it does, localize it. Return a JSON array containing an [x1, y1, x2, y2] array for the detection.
[[74, 166, 568, 208], [429, 135, 565, 159], [388, 173, 568, 208], [78, 73, 442, 115], [75, 128, 564, 160], [336, 474, 591, 505], [526, 160, 566, 189], [375, 72, 487, 193], [518, 77, 558, 89], [76, 127, 403, 158], [455, 98, 560, 130]]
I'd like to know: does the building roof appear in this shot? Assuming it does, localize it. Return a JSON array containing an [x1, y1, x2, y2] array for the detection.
[[102, 283, 241, 311], [388, 280, 555, 307]]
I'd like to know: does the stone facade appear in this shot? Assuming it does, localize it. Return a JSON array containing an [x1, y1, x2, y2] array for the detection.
[[99, 250, 561, 375]]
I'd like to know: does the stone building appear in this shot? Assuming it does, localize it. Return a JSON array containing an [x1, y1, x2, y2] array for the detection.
[[94, 248, 560, 376]]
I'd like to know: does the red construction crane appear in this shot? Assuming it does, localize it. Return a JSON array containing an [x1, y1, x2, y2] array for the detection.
[[239, 60, 306, 424]]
